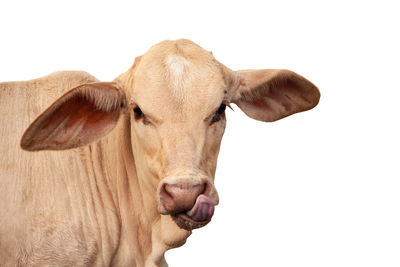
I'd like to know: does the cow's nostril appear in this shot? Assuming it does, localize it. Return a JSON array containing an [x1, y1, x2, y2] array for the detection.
[[160, 183, 207, 214], [164, 183, 206, 198]]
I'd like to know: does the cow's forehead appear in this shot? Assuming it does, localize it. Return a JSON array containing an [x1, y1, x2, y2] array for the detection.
[[130, 40, 227, 121]]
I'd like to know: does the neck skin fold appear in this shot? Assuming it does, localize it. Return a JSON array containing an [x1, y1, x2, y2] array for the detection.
[[96, 113, 190, 266]]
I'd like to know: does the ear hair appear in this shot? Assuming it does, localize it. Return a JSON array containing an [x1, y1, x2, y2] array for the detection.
[[60, 82, 127, 113]]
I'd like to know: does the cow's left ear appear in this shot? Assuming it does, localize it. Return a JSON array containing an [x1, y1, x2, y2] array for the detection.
[[21, 82, 127, 151], [231, 69, 320, 122]]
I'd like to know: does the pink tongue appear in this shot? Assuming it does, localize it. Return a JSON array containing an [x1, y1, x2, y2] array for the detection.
[[186, 194, 215, 222]]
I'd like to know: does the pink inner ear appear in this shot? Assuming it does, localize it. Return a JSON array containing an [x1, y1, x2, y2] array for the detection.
[[43, 96, 119, 146], [22, 95, 121, 151], [21, 82, 126, 151], [251, 99, 271, 110], [45, 96, 117, 130], [234, 70, 320, 122], [249, 80, 297, 113]]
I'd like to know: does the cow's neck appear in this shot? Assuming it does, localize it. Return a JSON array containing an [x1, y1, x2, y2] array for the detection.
[[97, 115, 190, 266]]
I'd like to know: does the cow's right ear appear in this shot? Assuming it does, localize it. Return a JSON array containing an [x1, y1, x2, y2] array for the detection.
[[21, 82, 127, 151]]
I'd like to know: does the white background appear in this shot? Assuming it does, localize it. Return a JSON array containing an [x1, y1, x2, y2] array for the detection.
[[1, 1, 399, 266]]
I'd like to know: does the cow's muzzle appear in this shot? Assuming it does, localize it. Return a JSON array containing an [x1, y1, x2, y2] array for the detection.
[[159, 181, 216, 230]]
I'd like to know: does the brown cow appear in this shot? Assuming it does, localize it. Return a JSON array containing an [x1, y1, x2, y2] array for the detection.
[[0, 39, 320, 266]]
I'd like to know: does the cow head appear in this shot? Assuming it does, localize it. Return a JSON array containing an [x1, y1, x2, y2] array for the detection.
[[21, 39, 320, 231]]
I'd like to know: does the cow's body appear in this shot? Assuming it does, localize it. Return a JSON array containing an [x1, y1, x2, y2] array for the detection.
[[0, 39, 319, 266]]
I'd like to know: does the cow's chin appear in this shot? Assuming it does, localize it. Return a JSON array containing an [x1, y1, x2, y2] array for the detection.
[[171, 213, 212, 231]]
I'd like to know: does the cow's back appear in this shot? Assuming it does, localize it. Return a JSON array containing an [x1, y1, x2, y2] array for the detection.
[[0, 71, 100, 265]]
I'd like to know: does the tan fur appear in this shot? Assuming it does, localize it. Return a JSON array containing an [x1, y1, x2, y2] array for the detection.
[[165, 54, 191, 101], [0, 39, 320, 266]]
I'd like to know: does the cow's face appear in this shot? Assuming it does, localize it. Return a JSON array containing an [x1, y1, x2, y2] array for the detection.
[[120, 41, 230, 230], [20, 39, 320, 231]]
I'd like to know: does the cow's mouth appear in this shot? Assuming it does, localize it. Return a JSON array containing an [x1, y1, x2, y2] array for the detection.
[[171, 194, 215, 231]]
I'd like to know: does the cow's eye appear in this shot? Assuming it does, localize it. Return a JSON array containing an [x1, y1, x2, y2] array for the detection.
[[133, 106, 143, 118], [217, 103, 226, 114], [211, 103, 227, 124], [132, 105, 152, 125]]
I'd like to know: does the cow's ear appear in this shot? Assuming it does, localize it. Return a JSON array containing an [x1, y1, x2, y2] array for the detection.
[[21, 82, 127, 151], [231, 69, 320, 122]]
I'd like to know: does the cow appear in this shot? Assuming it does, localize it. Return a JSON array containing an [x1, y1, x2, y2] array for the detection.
[[0, 39, 320, 266]]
